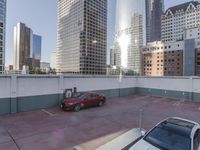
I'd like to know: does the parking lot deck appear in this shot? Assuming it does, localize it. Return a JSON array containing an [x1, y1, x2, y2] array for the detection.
[[0, 94, 200, 150]]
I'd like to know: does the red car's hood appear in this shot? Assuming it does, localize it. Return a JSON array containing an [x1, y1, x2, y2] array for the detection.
[[63, 98, 82, 104]]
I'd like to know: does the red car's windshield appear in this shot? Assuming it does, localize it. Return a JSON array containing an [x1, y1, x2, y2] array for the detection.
[[72, 92, 86, 99]]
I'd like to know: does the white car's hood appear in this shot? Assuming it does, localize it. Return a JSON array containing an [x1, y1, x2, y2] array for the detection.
[[129, 139, 160, 150]]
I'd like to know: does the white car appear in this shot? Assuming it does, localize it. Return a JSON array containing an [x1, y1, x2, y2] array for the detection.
[[129, 117, 200, 150]]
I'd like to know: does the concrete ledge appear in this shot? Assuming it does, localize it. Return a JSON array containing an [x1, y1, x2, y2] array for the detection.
[[96, 128, 143, 150], [73, 146, 83, 150]]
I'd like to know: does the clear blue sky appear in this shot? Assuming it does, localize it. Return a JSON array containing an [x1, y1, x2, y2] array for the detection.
[[6, 0, 189, 65]]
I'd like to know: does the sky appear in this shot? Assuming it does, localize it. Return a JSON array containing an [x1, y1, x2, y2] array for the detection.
[[6, 0, 189, 66]]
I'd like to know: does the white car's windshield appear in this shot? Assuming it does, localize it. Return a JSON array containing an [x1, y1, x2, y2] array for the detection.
[[144, 126, 191, 150]]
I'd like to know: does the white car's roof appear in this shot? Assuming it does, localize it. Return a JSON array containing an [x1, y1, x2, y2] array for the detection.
[[164, 117, 200, 138], [129, 117, 200, 150], [129, 139, 160, 150], [167, 117, 199, 126]]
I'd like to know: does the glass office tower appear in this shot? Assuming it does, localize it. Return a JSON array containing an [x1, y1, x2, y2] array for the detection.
[[56, 0, 107, 75], [114, 0, 146, 75], [0, 0, 6, 74], [146, 0, 164, 42], [32, 34, 41, 68], [14, 23, 41, 70], [14, 23, 32, 71]]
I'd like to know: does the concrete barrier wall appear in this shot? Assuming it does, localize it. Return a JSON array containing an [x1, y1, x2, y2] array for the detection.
[[0, 75, 200, 114], [137, 77, 200, 101], [0, 75, 137, 114], [0, 76, 11, 114]]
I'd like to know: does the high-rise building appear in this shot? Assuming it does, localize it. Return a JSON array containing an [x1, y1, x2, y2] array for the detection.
[[51, 49, 57, 69], [14, 23, 32, 71], [56, 0, 107, 75], [32, 34, 42, 68], [142, 26, 200, 77], [161, 1, 200, 42], [110, 47, 116, 66], [40, 62, 50, 73], [145, 0, 151, 43], [142, 41, 184, 76], [0, 0, 6, 74], [14, 22, 41, 71], [128, 14, 143, 74], [146, 0, 164, 42], [114, 0, 146, 75]]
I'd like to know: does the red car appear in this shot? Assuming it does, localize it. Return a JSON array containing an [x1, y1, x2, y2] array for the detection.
[[60, 92, 106, 112]]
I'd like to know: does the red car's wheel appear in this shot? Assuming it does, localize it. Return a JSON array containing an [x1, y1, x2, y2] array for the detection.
[[74, 105, 81, 112], [98, 101, 104, 107]]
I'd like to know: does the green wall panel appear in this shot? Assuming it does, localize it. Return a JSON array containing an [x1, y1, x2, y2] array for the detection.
[[0, 98, 10, 114], [120, 88, 136, 97], [137, 87, 190, 100], [1, 87, 200, 115], [10, 98, 17, 114], [192, 92, 200, 102], [17, 94, 59, 112]]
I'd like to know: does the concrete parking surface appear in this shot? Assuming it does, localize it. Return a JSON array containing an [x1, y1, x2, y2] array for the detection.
[[0, 94, 200, 150]]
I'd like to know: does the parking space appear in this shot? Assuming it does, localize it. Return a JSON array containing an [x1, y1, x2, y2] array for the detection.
[[0, 94, 200, 150]]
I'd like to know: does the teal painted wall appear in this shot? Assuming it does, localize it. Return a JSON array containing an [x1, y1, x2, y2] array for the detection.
[[192, 92, 200, 102], [17, 94, 59, 112], [0, 98, 10, 114], [0, 87, 200, 115], [136, 88, 190, 100], [119, 88, 136, 97]]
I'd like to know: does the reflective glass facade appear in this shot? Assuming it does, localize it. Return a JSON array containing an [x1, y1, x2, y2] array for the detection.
[[148, 0, 164, 42], [14, 23, 32, 70], [0, 0, 6, 73], [114, 0, 146, 75], [32, 35, 41, 60], [14, 23, 41, 70], [56, 0, 107, 75], [32, 34, 41, 68], [115, 0, 146, 33]]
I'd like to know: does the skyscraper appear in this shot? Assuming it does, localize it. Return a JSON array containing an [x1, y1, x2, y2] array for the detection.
[[14, 23, 32, 71], [161, 1, 200, 42], [51, 50, 57, 69], [14, 23, 41, 71], [0, 0, 6, 74], [32, 34, 42, 68], [110, 47, 116, 66], [56, 0, 107, 75], [145, 0, 151, 43], [128, 14, 143, 74], [146, 0, 164, 42], [114, 0, 146, 75]]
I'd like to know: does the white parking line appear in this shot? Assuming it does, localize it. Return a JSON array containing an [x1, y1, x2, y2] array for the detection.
[[41, 109, 56, 117], [153, 99, 160, 103], [173, 101, 180, 106], [173, 100, 185, 107], [73, 146, 83, 150], [136, 95, 150, 101]]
